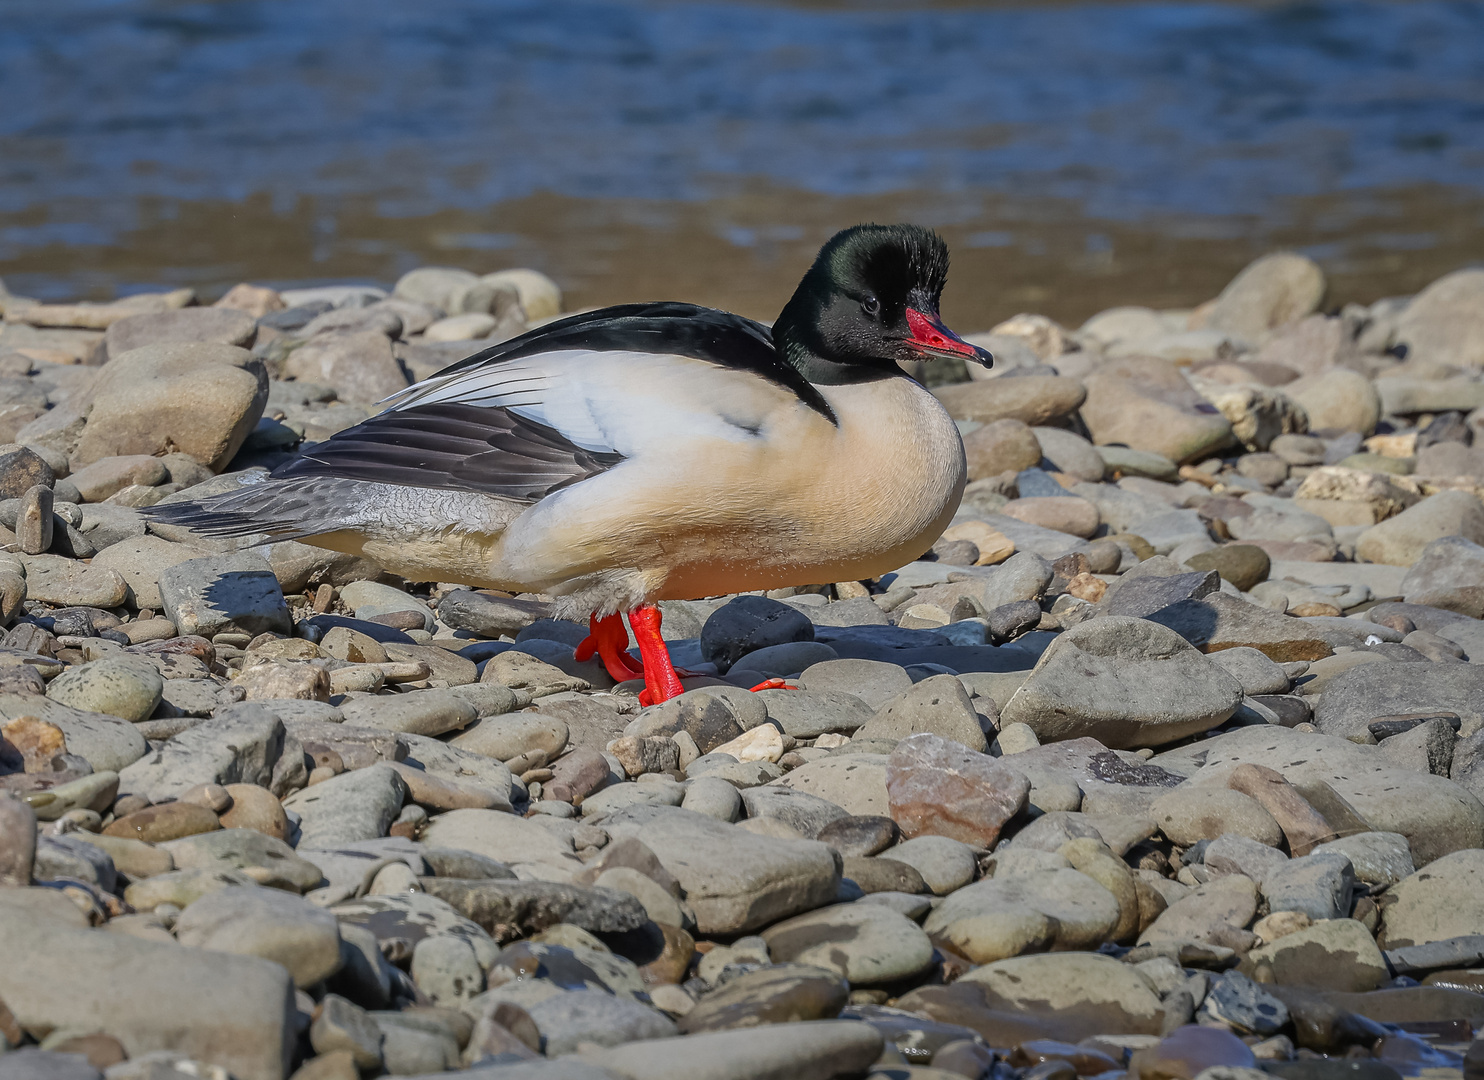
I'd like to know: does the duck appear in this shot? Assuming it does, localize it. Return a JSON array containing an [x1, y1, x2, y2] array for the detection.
[[149, 224, 993, 705]]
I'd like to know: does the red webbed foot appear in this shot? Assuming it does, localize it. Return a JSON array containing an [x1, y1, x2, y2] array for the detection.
[[574, 612, 644, 683]]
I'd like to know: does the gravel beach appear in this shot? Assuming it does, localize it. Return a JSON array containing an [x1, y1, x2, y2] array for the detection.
[[2, 255, 1484, 1080]]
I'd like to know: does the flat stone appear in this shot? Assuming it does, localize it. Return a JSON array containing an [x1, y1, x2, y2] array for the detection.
[[677, 963, 847, 1033], [163, 828, 322, 892], [0, 901, 295, 1080], [797, 659, 913, 710], [1400, 536, 1484, 617], [958, 952, 1164, 1035], [1315, 664, 1484, 742], [117, 706, 285, 804], [740, 785, 850, 839], [175, 885, 342, 988], [1151, 786, 1283, 847], [571, 1019, 883, 1080], [330, 892, 496, 967], [0, 695, 146, 773], [281, 764, 407, 848], [1356, 491, 1484, 567], [1002, 616, 1243, 749], [20, 555, 128, 608], [885, 733, 1029, 847], [158, 552, 292, 638], [525, 989, 676, 1055], [1140, 873, 1258, 946], [420, 808, 584, 878], [925, 867, 1120, 951], [1145, 592, 1334, 662], [1381, 849, 1484, 948], [762, 901, 935, 986], [770, 754, 891, 818], [1313, 832, 1414, 888], [1250, 919, 1387, 993], [418, 878, 648, 940], [855, 674, 989, 752], [599, 805, 838, 935], [934, 376, 1087, 427]]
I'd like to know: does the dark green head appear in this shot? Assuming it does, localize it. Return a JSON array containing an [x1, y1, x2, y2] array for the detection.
[[774, 223, 993, 384]]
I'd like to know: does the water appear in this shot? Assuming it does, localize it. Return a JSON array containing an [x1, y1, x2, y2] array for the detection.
[[3, 0, 1483, 328]]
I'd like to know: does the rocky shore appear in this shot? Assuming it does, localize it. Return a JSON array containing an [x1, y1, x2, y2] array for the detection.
[[1, 256, 1484, 1080]]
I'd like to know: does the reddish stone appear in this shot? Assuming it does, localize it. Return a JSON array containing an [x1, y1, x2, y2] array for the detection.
[[886, 733, 1029, 848]]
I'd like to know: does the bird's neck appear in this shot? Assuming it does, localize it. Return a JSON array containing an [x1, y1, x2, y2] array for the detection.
[[773, 300, 901, 388]]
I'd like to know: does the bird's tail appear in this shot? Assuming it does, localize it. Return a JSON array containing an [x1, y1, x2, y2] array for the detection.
[[144, 476, 367, 544]]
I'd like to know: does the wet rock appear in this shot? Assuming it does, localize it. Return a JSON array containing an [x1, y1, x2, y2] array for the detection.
[[1130, 1024, 1257, 1080], [1001, 617, 1243, 749], [961, 952, 1164, 1036]]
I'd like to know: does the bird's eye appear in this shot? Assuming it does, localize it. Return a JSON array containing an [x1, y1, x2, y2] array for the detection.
[[861, 295, 880, 318]]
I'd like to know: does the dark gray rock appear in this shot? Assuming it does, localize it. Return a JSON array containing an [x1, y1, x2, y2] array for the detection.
[[701, 596, 814, 671], [1201, 970, 1290, 1036], [157, 551, 291, 637], [436, 591, 550, 639], [417, 878, 648, 939], [987, 600, 1042, 643], [1101, 569, 1220, 619], [740, 786, 851, 839]]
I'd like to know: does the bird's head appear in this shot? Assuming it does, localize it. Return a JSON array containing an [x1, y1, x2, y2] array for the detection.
[[775, 223, 993, 383]]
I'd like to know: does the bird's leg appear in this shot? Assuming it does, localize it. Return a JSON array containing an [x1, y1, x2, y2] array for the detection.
[[574, 613, 644, 683], [628, 604, 686, 706]]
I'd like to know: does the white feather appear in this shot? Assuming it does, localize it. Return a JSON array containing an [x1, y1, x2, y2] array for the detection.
[[387, 349, 785, 456]]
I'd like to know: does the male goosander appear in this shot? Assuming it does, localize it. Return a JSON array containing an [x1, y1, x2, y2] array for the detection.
[[151, 224, 992, 704]]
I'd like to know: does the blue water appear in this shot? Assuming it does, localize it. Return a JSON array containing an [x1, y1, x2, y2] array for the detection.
[[2, 0, 1482, 305]]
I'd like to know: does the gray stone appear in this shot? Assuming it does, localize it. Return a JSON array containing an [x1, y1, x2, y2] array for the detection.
[[0, 695, 146, 773], [1001, 616, 1243, 748], [732, 641, 838, 678], [0, 900, 295, 1080], [310, 993, 384, 1069], [571, 1019, 882, 1080], [340, 690, 476, 738], [158, 552, 292, 637], [118, 706, 285, 804], [854, 674, 989, 752], [1313, 832, 1414, 888], [420, 809, 584, 879], [599, 805, 838, 935], [1379, 848, 1484, 948], [526, 990, 676, 1055], [762, 901, 934, 985], [33, 833, 116, 891], [1401, 536, 1484, 617], [924, 867, 1120, 951], [755, 688, 872, 738], [1208, 647, 1290, 697], [1315, 664, 1484, 741], [1205, 833, 1289, 886], [680, 776, 742, 821], [174, 885, 342, 987], [282, 764, 407, 848], [1033, 426, 1106, 481], [1356, 490, 1484, 567], [45, 657, 163, 722], [770, 754, 891, 818], [163, 828, 323, 893], [1392, 268, 1484, 369], [878, 835, 977, 895], [411, 935, 484, 1006], [1100, 569, 1220, 619], [331, 892, 497, 968], [796, 659, 914, 710], [417, 877, 649, 938], [740, 786, 850, 839], [1201, 970, 1290, 1036], [1379, 717, 1456, 776], [1260, 851, 1355, 921]]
